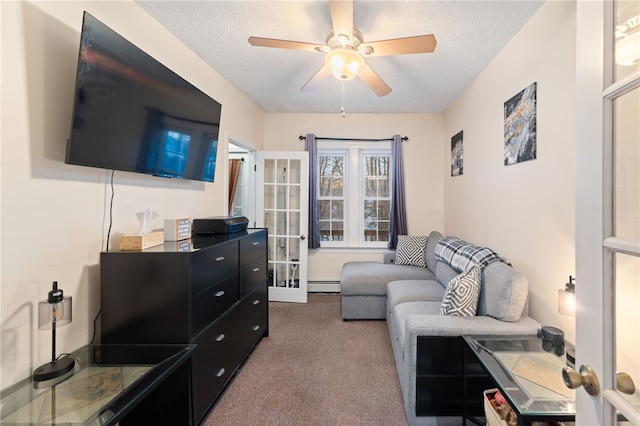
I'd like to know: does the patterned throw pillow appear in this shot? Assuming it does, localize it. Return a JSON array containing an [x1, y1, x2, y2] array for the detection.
[[440, 265, 481, 316], [396, 235, 428, 267]]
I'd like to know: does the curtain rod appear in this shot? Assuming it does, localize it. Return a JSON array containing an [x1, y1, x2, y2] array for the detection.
[[298, 135, 408, 142]]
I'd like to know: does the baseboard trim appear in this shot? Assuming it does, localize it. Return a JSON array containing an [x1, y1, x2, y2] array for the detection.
[[308, 281, 341, 293]]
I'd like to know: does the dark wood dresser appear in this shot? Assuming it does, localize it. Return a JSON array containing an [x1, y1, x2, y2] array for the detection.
[[100, 228, 268, 425]]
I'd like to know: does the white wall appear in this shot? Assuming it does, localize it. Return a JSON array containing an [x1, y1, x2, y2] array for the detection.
[[443, 0, 577, 342], [264, 113, 444, 281], [0, 0, 265, 390]]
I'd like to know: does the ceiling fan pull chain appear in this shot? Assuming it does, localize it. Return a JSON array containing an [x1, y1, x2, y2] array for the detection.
[[341, 80, 346, 118]]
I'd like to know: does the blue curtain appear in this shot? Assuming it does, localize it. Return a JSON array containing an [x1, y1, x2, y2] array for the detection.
[[305, 134, 321, 249], [388, 134, 407, 249]]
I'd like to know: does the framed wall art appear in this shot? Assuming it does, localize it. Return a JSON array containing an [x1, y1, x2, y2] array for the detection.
[[504, 82, 537, 165], [451, 130, 463, 176]]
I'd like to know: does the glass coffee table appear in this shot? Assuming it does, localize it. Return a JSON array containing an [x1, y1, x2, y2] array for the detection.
[[0, 344, 195, 425], [464, 336, 576, 426]]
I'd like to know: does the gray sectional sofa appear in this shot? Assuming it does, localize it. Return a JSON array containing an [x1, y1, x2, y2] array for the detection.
[[340, 231, 542, 425]]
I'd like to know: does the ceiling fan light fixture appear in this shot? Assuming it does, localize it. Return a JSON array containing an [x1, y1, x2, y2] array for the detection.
[[325, 48, 364, 81]]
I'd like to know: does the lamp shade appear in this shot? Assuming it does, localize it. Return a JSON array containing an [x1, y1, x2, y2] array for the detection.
[[558, 275, 576, 317], [326, 48, 364, 81], [38, 296, 72, 329]]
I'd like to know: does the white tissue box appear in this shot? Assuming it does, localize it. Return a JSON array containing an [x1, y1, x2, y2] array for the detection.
[[119, 231, 164, 251]]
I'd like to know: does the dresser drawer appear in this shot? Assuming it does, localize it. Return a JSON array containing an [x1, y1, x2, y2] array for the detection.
[[239, 231, 267, 265], [191, 275, 239, 337], [240, 257, 267, 297], [234, 284, 267, 327], [192, 339, 244, 422], [234, 305, 268, 356], [191, 242, 239, 296]]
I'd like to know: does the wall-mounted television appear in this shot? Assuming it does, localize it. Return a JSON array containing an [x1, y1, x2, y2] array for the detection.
[[65, 12, 222, 182]]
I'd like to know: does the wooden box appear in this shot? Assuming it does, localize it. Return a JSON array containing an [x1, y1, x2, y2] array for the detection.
[[119, 231, 164, 251]]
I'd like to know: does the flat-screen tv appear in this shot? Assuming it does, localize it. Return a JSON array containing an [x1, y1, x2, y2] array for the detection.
[[65, 12, 222, 182]]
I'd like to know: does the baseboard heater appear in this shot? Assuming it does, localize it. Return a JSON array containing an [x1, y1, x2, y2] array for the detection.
[[308, 281, 341, 293]]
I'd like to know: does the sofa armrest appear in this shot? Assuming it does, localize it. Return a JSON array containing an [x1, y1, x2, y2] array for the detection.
[[405, 314, 541, 338]]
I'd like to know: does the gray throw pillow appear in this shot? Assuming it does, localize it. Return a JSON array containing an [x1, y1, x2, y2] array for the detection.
[[396, 235, 428, 267], [440, 265, 481, 316]]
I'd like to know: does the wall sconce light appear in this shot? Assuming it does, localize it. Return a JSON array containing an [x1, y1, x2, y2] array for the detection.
[[558, 275, 576, 317], [33, 281, 75, 386], [615, 14, 640, 66]]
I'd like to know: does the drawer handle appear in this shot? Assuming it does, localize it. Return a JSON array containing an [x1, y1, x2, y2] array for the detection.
[[251, 325, 261, 332], [252, 241, 259, 246], [214, 290, 225, 297], [215, 256, 225, 262], [252, 299, 260, 305], [252, 267, 260, 273], [215, 333, 225, 342], [215, 368, 226, 378]]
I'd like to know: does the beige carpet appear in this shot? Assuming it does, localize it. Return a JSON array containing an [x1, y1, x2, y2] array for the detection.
[[202, 293, 408, 426]]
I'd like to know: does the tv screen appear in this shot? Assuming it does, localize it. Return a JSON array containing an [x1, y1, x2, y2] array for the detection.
[[66, 12, 222, 182]]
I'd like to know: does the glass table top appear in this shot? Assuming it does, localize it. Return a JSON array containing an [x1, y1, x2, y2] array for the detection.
[[0, 344, 194, 426], [464, 336, 576, 419]]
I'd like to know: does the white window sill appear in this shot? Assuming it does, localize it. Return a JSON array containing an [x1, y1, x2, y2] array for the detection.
[[314, 246, 389, 254]]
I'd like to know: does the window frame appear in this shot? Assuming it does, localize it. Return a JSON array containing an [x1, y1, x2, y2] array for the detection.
[[317, 141, 392, 248]]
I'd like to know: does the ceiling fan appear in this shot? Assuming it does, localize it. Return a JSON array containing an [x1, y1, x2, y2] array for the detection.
[[248, 0, 437, 97]]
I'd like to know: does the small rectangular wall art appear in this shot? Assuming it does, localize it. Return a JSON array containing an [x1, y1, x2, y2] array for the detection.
[[504, 82, 537, 165], [451, 130, 463, 176]]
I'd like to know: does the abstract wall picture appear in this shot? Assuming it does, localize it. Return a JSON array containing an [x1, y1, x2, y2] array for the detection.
[[451, 131, 463, 176], [504, 82, 537, 165]]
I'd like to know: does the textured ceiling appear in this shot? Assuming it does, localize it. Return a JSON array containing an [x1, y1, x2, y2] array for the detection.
[[136, 0, 544, 114]]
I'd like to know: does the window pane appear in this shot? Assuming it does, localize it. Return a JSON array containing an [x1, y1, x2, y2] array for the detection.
[[378, 200, 390, 220], [319, 177, 331, 197], [318, 200, 330, 220], [614, 253, 640, 412], [614, 0, 640, 82], [332, 200, 344, 220], [332, 177, 344, 197], [613, 87, 640, 241]]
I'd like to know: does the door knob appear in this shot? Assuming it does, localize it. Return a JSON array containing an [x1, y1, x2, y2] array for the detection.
[[562, 365, 600, 396], [616, 372, 636, 395], [300, 235, 306, 240]]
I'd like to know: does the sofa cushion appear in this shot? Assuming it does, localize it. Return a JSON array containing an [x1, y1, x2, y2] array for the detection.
[[396, 235, 428, 267], [435, 261, 458, 286], [386, 279, 445, 311], [440, 265, 481, 316], [425, 231, 443, 273], [340, 262, 435, 296], [478, 262, 528, 321]]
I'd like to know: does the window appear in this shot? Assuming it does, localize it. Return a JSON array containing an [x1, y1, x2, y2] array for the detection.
[[317, 143, 391, 247]]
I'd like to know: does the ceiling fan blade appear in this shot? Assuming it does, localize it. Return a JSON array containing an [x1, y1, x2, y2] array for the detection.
[[329, 0, 353, 39], [359, 64, 392, 97], [301, 64, 332, 92], [248, 36, 325, 53], [362, 34, 437, 57]]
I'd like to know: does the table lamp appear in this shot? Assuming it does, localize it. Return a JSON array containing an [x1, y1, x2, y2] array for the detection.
[[558, 275, 576, 317], [33, 281, 75, 384]]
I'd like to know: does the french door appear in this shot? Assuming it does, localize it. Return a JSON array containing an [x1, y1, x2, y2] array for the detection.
[[575, 0, 639, 424], [256, 152, 309, 303]]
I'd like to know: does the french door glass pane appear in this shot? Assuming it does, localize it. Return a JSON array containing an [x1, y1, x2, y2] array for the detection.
[[613, 87, 640, 241], [614, 253, 640, 414], [289, 159, 301, 184], [614, 0, 640, 81]]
